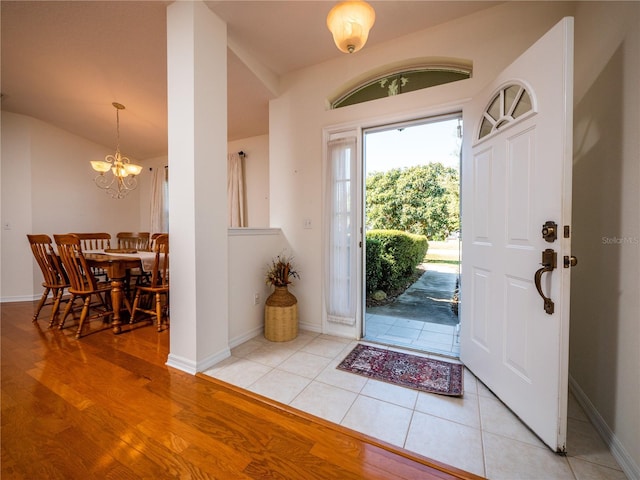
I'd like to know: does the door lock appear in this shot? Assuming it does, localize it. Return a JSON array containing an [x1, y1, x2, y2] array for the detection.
[[534, 248, 557, 314], [564, 255, 578, 268], [541, 221, 558, 243]]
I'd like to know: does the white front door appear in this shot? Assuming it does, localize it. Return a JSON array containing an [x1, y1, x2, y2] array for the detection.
[[460, 17, 574, 452]]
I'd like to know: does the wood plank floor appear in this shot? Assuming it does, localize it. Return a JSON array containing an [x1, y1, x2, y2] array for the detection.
[[1, 300, 485, 479]]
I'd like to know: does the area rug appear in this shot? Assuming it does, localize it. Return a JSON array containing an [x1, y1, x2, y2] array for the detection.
[[337, 344, 463, 396]]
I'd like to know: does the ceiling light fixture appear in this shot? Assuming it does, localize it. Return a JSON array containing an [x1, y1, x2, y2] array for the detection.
[[90, 102, 143, 199], [326, 1, 376, 54]]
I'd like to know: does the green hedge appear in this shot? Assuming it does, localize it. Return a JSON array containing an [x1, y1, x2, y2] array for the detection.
[[365, 230, 428, 293]]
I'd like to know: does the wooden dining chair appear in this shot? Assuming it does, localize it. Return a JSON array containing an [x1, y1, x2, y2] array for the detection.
[[54, 234, 113, 339], [116, 232, 150, 251], [71, 232, 112, 280], [72, 232, 112, 250], [27, 234, 72, 326], [149, 232, 167, 253], [116, 232, 151, 293], [131, 234, 169, 332]]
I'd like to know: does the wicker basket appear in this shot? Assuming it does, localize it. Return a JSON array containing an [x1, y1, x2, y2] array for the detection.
[[264, 286, 298, 341]]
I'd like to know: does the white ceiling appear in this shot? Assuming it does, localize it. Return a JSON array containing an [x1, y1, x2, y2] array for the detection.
[[1, 1, 499, 159]]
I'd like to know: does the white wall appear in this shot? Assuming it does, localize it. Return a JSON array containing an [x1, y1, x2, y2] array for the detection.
[[270, 1, 574, 336], [228, 228, 288, 345], [268, 1, 638, 476], [2, 1, 637, 474], [570, 2, 640, 477], [228, 134, 269, 227], [0, 112, 33, 301], [1, 112, 143, 301]]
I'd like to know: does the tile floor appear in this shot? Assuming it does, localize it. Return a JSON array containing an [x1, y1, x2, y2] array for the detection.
[[203, 332, 627, 480], [364, 313, 460, 357]]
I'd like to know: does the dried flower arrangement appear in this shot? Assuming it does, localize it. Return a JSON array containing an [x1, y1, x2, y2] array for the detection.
[[265, 252, 300, 287]]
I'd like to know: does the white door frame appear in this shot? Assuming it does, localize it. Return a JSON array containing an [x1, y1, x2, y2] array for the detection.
[[360, 112, 463, 344], [322, 103, 467, 340]]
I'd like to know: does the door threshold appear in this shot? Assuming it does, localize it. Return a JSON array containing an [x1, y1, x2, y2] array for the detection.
[[361, 335, 460, 361]]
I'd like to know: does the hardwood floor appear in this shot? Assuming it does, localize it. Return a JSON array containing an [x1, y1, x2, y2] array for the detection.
[[1, 300, 484, 479]]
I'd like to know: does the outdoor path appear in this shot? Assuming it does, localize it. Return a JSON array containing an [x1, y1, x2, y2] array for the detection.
[[364, 263, 460, 356], [367, 263, 459, 326]]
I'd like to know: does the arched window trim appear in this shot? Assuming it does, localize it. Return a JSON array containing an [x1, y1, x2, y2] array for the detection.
[[475, 80, 537, 144], [329, 61, 472, 109]]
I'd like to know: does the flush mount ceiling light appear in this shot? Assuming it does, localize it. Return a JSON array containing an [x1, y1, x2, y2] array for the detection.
[[326, 1, 376, 54], [90, 102, 143, 199]]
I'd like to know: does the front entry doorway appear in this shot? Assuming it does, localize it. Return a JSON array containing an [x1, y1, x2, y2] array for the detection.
[[362, 115, 462, 358]]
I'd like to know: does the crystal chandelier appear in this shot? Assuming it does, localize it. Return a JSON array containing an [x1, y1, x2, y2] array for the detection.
[[90, 102, 143, 199]]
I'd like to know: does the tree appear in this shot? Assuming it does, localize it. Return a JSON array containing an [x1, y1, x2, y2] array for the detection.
[[366, 163, 459, 240]]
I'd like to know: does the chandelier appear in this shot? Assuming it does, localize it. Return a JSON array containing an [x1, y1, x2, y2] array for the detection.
[[90, 102, 143, 199], [326, 1, 376, 54]]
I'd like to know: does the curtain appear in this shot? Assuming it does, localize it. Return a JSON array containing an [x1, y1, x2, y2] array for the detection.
[[150, 166, 168, 234], [324, 135, 358, 325], [227, 152, 246, 227]]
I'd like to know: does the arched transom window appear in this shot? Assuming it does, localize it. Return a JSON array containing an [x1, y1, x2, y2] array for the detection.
[[331, 64, 471, 109], [478, 83, 534, 140]]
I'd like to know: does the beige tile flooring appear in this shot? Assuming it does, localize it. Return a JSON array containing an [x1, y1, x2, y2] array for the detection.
[[364, 313, 461, 357], [203, 332, 627, 480]]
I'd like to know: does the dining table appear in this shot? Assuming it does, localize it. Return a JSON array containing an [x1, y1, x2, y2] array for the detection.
[[84, 250, 156, 334]]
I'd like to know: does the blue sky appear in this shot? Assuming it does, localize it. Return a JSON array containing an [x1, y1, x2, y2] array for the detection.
[[364, 117, 462, 173]]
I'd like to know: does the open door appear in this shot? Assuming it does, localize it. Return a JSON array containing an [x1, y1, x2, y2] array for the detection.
[[460, 17, 574, 452]]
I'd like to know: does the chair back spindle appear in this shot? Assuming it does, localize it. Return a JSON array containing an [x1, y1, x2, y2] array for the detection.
[[26, 234, 69, 324], [130, 234, 169, 332], [150, 234, 169, 287], [70, 232, 111, 279], [71, 232, 111, 251], [117, 232, 150, 251], [149, 232, 167, 253], [28, 234, 65, 287], [53, 234, 113, 338], [54, 234, 99, 293]]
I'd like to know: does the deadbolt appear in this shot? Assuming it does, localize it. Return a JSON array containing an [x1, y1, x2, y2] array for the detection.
[[542, 221, 558, 243], [563, 255, 578, 268]]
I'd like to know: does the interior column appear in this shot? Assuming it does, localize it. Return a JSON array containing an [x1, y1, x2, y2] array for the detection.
[[166, 1, 229, 373]]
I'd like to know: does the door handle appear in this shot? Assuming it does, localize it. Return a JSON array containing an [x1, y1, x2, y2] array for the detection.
[[534, 248, 557, 314]]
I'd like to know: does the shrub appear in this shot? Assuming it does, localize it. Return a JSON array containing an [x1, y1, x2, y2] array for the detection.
[[366, 230, 428, 293], [365, 237, 383, 294]]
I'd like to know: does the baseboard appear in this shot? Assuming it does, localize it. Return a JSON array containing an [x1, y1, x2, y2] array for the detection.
[[299, 321, 321, 334], [166, 346, 231, 375], [1, 294, 40, 303], [166, 353, 199, 374], [229, 324, 324, 348], [195, 347, 232, 373], [229, 326, 263, 348], [569, 375, 639, 480]]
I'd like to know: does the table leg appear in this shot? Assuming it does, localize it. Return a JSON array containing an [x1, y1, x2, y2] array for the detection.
[[111, 279, 124, 334]]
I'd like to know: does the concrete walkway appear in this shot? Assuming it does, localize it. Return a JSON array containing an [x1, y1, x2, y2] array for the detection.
[[367, 263, 459, 325], [364, 263, 460, 356]]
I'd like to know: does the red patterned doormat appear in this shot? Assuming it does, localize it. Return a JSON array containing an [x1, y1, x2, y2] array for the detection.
[[337, 344, 463, 396]]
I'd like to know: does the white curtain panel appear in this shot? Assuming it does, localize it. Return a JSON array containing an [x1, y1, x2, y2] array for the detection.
[[324, 135, 357, 326], [227, 152, 246, 227], [149, 167, 167, 234]]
